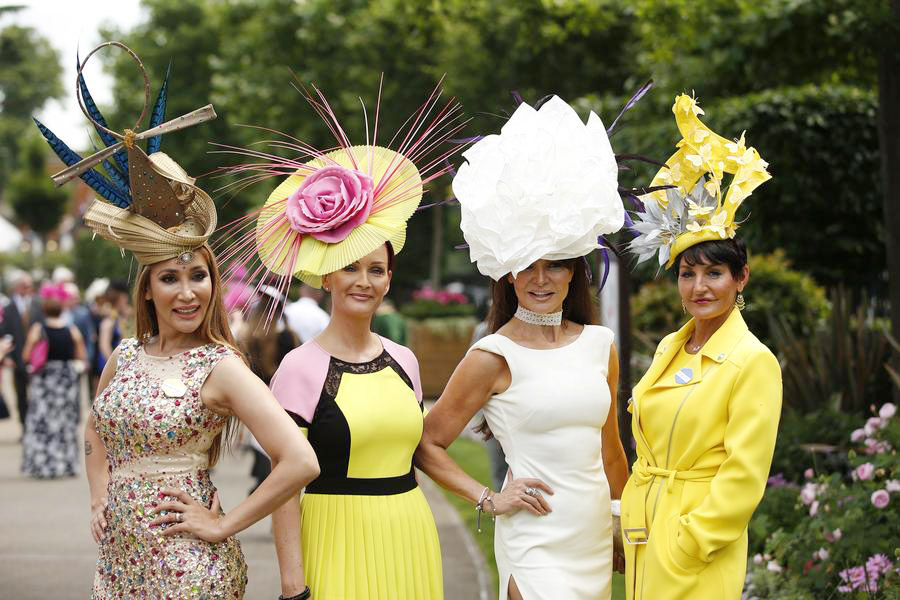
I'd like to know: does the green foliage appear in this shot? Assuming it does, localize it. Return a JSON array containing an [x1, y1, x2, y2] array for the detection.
[[7, 136, 69, 238], [748, 485, 805, 555], [713, 85, 883, 289], [742, 250, 829, 344], [631, 0, 889, 96], [772, 288, 892, 414], [769, 408, 858, 483], [745, 406, 900, 598], [0, 24, 63, 190], [72, 229, 136, 290], [630, 251, 828, 353]]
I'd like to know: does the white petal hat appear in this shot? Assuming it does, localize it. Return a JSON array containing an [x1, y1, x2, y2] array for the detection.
[[452, 95, 624, 280]]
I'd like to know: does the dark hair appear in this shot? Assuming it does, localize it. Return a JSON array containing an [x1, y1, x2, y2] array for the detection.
[[486, 258, 596, 334], [385, 241, 396, 272], [674, 238, 748, 278], [475, 258, 596, 439]]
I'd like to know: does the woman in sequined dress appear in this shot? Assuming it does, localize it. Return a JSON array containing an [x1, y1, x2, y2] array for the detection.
[[85, 246, 320, 598]]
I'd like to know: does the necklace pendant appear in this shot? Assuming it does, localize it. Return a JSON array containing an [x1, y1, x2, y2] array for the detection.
[[514, 306, 563, 326]]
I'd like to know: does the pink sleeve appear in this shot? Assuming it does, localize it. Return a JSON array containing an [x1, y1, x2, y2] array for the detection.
[[269, 340, 331, 423], [380, 336, 423, 403]]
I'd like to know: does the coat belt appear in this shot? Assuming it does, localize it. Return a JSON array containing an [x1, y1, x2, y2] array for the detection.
[[623, 458, 718, 544]]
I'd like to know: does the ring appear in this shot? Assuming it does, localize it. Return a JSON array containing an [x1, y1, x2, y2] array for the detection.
[[525, 487, 539, 497], [176, 513, 183, 522]]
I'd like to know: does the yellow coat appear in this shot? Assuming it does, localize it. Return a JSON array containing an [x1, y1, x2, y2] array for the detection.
[[621, 309, 782, 600]]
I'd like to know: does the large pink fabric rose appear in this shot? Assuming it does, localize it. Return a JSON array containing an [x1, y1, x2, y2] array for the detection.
[[285, 166, 375, 243]]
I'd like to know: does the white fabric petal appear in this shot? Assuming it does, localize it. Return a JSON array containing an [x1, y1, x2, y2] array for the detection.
[[453, 95, 624, 280]]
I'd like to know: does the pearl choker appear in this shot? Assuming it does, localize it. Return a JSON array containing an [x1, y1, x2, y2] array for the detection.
[[514, 306, 562, 326]]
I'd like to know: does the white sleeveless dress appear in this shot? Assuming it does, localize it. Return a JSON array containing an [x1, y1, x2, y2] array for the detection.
[[470, 325, 614, 600]]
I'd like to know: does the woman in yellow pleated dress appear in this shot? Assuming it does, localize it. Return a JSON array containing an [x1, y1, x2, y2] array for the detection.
[[622, 94, 782, 600], [219, 84, 463, 599]]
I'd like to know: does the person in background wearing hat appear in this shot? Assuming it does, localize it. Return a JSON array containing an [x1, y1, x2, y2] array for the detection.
[[21, 282, 87, 478], [621, 94, 781, 600]]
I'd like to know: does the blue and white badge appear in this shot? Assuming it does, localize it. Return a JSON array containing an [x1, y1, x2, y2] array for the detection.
[[674, 368, 694, 385]]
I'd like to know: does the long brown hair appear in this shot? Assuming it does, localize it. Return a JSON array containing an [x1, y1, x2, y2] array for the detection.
[[133, 244, 244, 467], [476, 257, 597, 438]]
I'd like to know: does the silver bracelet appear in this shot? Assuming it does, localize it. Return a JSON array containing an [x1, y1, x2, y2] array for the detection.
[[611, 499, 621, 517]]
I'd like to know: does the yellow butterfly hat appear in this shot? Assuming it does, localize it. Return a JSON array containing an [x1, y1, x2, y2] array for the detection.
[[629, 94, 772, 268]]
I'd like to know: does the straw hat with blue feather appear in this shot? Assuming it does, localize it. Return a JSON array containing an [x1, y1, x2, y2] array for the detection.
[[34, 41, 218, 266]]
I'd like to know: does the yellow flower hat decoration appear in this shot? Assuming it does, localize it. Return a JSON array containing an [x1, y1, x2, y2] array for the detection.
[[632, 94, 772, 269]]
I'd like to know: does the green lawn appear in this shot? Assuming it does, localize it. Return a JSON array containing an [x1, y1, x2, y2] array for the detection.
[[444, 438, 626, 599]]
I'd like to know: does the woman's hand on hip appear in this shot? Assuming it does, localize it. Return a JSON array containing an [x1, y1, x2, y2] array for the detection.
[[151, 488, 228, 543], [90, 497, 109, 543], [492, 478, 554, 516]]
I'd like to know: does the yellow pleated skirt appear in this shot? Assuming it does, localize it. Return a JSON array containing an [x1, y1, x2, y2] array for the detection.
[[300, 486, 443, 599]]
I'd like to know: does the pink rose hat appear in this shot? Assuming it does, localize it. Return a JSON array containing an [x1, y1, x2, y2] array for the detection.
[[215, 79, 465, 298]]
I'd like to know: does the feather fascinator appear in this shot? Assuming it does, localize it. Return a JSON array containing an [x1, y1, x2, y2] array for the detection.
[[34, 42, 218, 265], [629, 94, 772, 268], [214, 79, 466, 305]]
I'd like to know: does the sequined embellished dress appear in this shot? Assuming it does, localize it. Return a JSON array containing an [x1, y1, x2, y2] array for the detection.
[[91, 338, 247, 598]]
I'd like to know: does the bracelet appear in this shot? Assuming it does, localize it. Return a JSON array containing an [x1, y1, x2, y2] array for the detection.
[[611, 499, 621, 517], [279, 586, 311, 600], [474, 486, 492, 533]]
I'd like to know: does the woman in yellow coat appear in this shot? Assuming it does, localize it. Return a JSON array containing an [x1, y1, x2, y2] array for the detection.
[[621, 94, 782, 600]]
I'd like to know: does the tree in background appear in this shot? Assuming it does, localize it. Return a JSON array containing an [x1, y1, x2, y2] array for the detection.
[[6, 135, 69, 246], [0, 22, 63, 196]]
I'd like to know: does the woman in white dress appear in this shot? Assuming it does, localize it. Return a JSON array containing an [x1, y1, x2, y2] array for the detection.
[[415, 95, 633, 599]]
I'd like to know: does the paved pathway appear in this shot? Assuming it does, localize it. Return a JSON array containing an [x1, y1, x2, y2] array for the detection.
[[0, 374, 491, 599]]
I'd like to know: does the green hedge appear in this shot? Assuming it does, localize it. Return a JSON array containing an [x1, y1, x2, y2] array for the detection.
[[712, 84, 882, 290]]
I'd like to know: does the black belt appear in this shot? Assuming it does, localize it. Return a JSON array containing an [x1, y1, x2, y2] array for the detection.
[[305, 468, 417, 496]]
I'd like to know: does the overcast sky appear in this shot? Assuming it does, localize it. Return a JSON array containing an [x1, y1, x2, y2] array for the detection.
[[3, 1, 144, 146]]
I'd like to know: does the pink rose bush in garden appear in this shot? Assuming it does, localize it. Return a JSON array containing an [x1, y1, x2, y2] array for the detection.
[[743, 403, 899, 599], [401, 286, 475, 320], [286, 166, 375, 243]]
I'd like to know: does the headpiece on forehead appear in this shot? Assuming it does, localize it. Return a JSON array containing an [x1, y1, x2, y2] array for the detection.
[[34, 41, 218, 266], [214, 78, 465, 305], [628, 93, 772, 268]]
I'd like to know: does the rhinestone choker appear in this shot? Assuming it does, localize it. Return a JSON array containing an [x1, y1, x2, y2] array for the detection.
[[514, 306, 563, 326]]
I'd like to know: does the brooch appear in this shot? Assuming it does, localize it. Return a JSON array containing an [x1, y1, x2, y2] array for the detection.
[[161, 378, 187, 398]]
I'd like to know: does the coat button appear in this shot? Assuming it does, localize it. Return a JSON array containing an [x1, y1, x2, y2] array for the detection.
[[717, 353, 726, 361]]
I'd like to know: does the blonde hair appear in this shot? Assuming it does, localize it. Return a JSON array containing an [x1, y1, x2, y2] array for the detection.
[[133, 244, 243, 467]]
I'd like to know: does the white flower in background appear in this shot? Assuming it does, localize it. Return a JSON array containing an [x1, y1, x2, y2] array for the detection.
[[800, 482, 818, 505], [880, 403, 896, 419], [453, 96, 623, 280], [766, 560, 783, 573], [886, 480, 900, 493], [864, 416, 884, 436]]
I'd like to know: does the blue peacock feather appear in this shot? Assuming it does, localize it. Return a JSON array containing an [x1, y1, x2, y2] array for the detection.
[[146, 62, 170, 154], [33, 118, 131, 208], [76, 54, 130, 176]]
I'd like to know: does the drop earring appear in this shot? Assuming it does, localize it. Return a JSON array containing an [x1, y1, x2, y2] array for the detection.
[[735, 293, 746, 311]]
